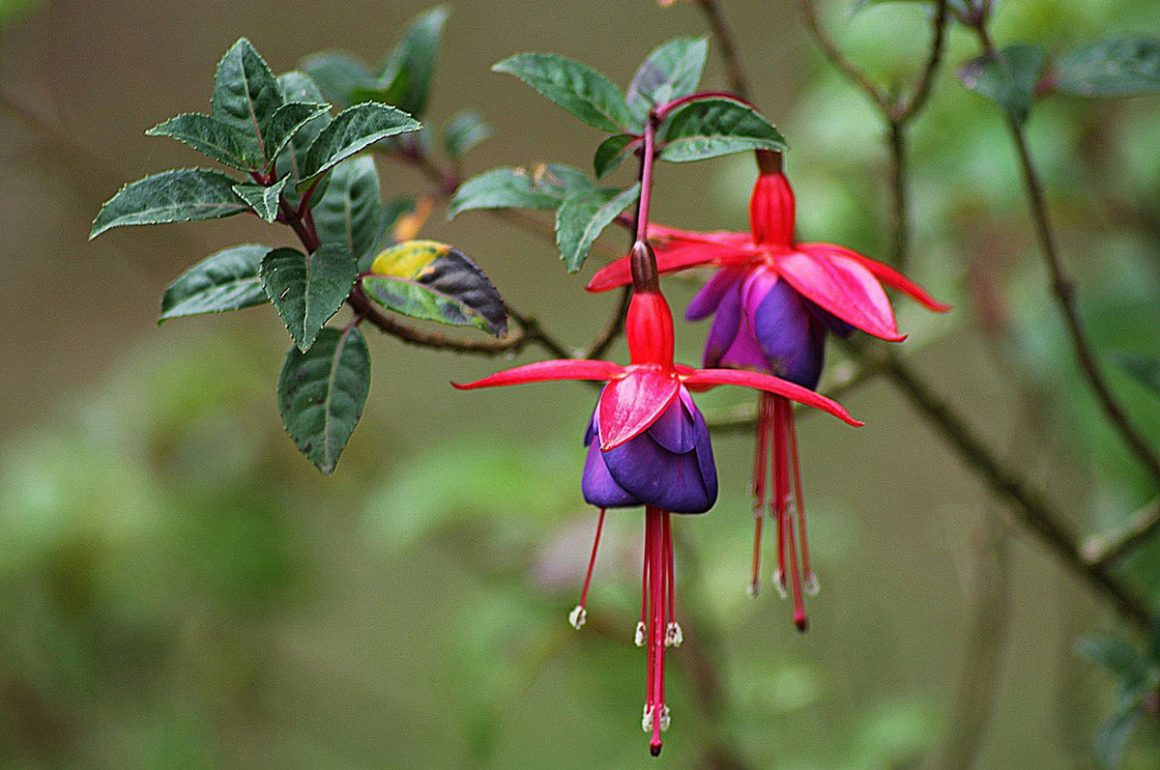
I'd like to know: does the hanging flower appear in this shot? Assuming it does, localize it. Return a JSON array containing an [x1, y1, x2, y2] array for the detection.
[[455, 253, 861, 754], [586, 162, 949, 629]]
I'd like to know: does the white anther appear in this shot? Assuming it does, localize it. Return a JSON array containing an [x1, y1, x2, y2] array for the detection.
[[568, 605, 587, 630], [634, 621, 647, 647], [641, 704, 653, 732], [804, 572, 820, 597], [664, 622, 683, 648], [659, 706, 671, 732], [773, 569, 788, 599]]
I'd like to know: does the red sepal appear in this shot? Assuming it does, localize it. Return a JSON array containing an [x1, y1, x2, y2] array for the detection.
[[452, 359, 622, 390], [800, 242, 952, 313], [776, 250, 905, 342], [683, 368, 863, 427], [597, 367, 680, 450]]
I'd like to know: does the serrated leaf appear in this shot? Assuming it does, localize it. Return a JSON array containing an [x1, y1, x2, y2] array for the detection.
[[159, 244, 271, 321], [300, 102, 421, 184], [145, 113, 253, 171], [957, 44, 1046, 125], [300, 51, 373, 108], [232, 177, 288, 222], [626, 37, 708, 126], [449, 164, 592, 218], [90, 168, 249, 239], [275, 72, 333, 205], [1094, 707, 1142, 769], [594, 133, 638, 178], [211, 38, 284, 164], [493, 52, 633, 132], [364, 239, 507, 336], [657, 98, 786, 163], [1110, 351, 1160, 399], [278, 325, 370, 474], [1054, 38, 1160, 97], [377, 5, 449, 117], [442, 110, 491, 159], [555, 183, 640, 273], [260, 245, 358, 351], [262, 102, 331, 169], [313, 156, 383, 260]]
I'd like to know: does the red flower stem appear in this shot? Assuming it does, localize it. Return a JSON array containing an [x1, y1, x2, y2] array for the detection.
[[578, 509, 606, 611], [786, 405, 812, 582], [652, 91, 756, 122], [646, 506, 667, 756], [773, 395, 789, 595]]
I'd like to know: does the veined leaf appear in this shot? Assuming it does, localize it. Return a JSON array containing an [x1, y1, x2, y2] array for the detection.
[[555, 183, 640, 273], [145, 113, 253, 171], [626, 37, 708, 126], [442, 110, 491, 159], [159, 244, 271, 322], [957, 44, 1046, 125], [232, 177, 288, 222], [377, 5, 449, 117], [1054, 37, 1160, 97], [300, 102, 421, 183], [90, 168, 248, 239], [211, 38, 284, 164], [261, 244, 358, 351], [313, 156, 383, 261], [275, 71, 333, 205], [594, 133, 638, 178], [657, 98, 786, 162], [449, 164, 592, 218], [300, 51, 373, 108], [364, 239, 507, 336], [262, 102, 331, 169], [278, 325, 370, 474], [493, 52, 633, 132]]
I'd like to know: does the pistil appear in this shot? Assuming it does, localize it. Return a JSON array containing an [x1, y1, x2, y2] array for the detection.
[[569, 508, 606, 630]]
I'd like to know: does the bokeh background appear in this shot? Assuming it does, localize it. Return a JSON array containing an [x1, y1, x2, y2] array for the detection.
[[2, 1, 1159, 767]]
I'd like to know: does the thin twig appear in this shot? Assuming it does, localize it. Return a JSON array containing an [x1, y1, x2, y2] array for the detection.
[[1083, 499, 1160, 569], [694, 0, 752, 100], [969, 25, 1160, 488]]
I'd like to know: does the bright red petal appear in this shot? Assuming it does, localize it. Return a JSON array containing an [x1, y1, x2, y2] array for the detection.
[[597, 368, 680, 450], [452, 359, 622, 390], [650, 223, 751, 247], [685, 368, 863, 427], [776, 250, 905, 342], [586, 230, 752, 293], [801, 243, 952, 312]]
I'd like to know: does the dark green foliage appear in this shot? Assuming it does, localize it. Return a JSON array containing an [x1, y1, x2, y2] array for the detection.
[[300, 102, 421, 183], [593, 133, 638, 178], [260, 245, 358, 352], [1054, 38, 1160, 97], [442, 110, 492, 159], [159, 244, 271, 322], [656, 97, 787, 162], [555, 183, 640, 272], [89, 168, 249, 238], [233, 178, 287, 222], [626, 37, 708, 126], [958, 44, 1047, 125], [449, 164, 592, 218], [493, 52, 634, 133], [277, 326, 370, 473]]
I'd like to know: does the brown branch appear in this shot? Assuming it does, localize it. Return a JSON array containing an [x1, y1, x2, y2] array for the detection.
[[797, 0, 890, 112], [850, 343, 1152, 630], [1083, 499, 1160, 569], [694, 0, 752, 100], [581, 286, 631, 359], [968, 27, 1160, 488]]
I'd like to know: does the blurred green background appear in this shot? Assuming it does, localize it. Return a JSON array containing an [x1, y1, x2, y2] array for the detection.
[[2, 1, 1159, 767]]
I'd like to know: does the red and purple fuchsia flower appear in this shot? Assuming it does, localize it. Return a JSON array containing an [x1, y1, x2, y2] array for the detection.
[[588, 152, 950, 631], [455, 239, 862, 755]]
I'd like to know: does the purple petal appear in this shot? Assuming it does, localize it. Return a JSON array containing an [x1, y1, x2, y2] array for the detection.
[[581, 431, 641, 508], [686, 269, 743, 321], [750, 278, 827, 389], [702, 278, 743, 368], [807, 301, 856, 338], [647, 387, 697, 453]]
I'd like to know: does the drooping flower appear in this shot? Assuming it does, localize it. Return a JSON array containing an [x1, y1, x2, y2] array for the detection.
[[455, 253, 861, 754], [587, 162, 949, 630]]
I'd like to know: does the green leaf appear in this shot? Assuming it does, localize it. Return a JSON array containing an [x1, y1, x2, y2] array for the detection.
[[262, 102, 331, 168], [1094, 707, 1142, 769], [145, 113, 253, 171], [449, 164, 592, 218], [442, 110, 492, 159], [1110, 351, 1160, 399], [377, 5, 449, 117], [300, 102, 421, 184], [211, 38, 284, 164], [492, 52, 633, 132], [626, 37, 709, 126], [361, 196, 417, 270], [90, 168, 249, 239], [277, 325, 370, 474], [300, 51, 373, 108], [1054, 38, 1160, 97], [260, 245, 358, 351], [555, 183, 640, 273], [275, 72, 333, 204], [1077, 636, 1153, 690], [159, 244, 271, 322], [232, 178, 288, 223], [657, 98, 786, 163], [594, 133, 638, 178], [363, 239, 507, 336], [313, 156, 383, 260], [957, 44, 1046, 125]]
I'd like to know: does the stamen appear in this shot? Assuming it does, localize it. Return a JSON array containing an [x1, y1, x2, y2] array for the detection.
[[665, 622, 683, 648], [786, 409, 817, 592], [785, 508, 809, 633], [750, 393, 774, 595], [634, 621, 647, 647], [772, 396, 790, 600], [570, 508, 606, 630]]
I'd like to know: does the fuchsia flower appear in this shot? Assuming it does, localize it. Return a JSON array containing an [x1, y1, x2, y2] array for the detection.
[[587, 161, 949, 630], [455, 246, 861, 755]]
